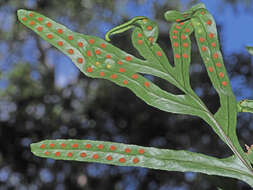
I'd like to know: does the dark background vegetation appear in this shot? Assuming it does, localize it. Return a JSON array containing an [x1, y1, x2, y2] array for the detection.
[[0, 0, 253, 189]]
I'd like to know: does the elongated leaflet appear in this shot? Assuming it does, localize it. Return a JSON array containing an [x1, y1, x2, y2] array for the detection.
[[170, 20, 193, 90], [192, 9, 250, 165], [31, 139, 253, 186]]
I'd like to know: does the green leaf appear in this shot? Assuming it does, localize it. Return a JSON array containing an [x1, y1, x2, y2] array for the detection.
[[237, 99, 253, 113], [31, 139, 253, 187], [246, 46, 253, 56], [190, 9, 251, 167], [17, 9, 207, 117], [169, 20, 194, 91]]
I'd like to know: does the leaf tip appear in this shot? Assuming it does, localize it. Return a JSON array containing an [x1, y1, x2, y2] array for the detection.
[[245, 46, 253, 56], [17, 9, 27, 20], [30, 142, 37, 155]]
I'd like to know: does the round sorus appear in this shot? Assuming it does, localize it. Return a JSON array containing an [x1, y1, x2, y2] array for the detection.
[[137, 33, 142, 37], [67, 152, 73, 157], [183, 53, 188, 58], [133, 157, 139, 163], [213, 53, 219, 59], [106, 54, 112, 59], [110, 145, 116, 151], [147, 26, 153, 31], [175, 54, 180, 59], [222, 81, 227, 86], [209, 33, 214, 38], [78, 42, 83, 47], [57, 41, 63, 46], [95, 50, 101, 55], [119, 158, 126, 163], [45, 151, 50, 155], [37, 26, 43, 32], [29, 21, 35, 25], [181, 34, 186, 40], [144, 82, 150, 88], [117, 61, 123, 65], [173, 30, 178, 34], [138, 149, 145, 154], [47, 34, 53, 39], [68, 49, 74, 54], [201, 46, 206, 52], [57, 29, 63, 34], [199, 37, 205, 43], [111, 74, 117, 79], [137, 40, 143, 44], [185, 28, 190, 33], [77, 58, 83, 64], [46, 22, 52, 27], [93, 154, 99, 159], [216, 62, 221, 67], [119, 68, 126, 73], [86, 51, 92, 57], [173, 42, 179, 47], [98, 144, 104, 150], [148, 37, 154, 42], [132, 74, 138, 79], [156, 51, 162, 56], [219, 72, 224, 78], [61, 143, 66, 148], [208, 67, 214, 72], [37, 17, 43, 22], [106, 155, 113, 161], [86, 67, 93, 73], [72, 143, 78, 148], [55, 152, 61, 156], [125, 148, 131, 153], [89, 39, 95, 44], [125, 56, 132, 61], [100, 43, 106, 48], [80, 152, 86, 157]]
